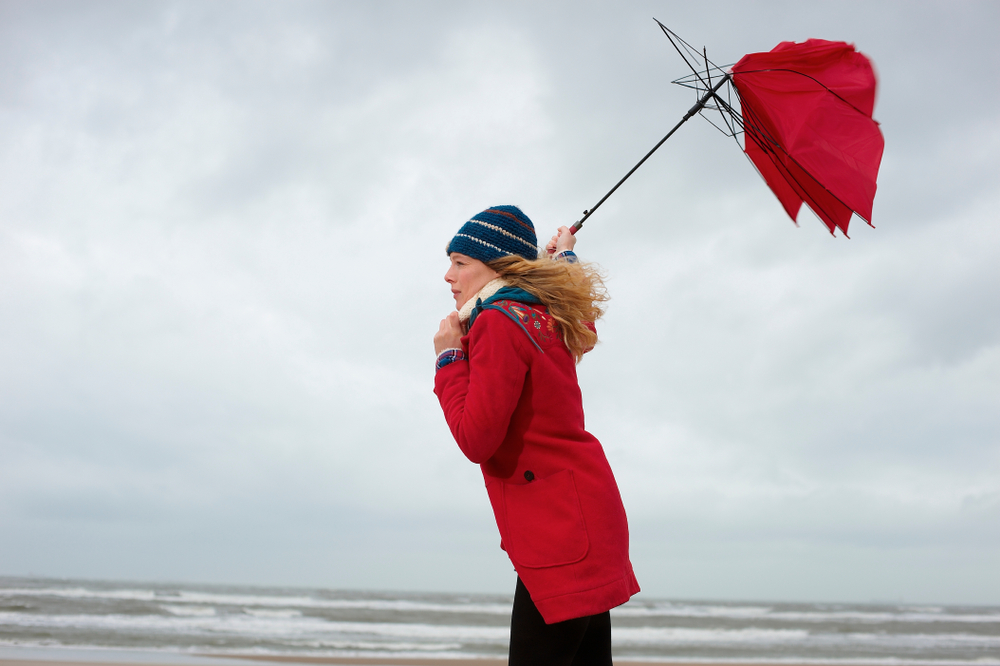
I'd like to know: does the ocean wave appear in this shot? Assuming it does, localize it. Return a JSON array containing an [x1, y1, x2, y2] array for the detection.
[[159, 606, 216, 617], [613, 603, 773, 619], [613, 603, 1000, 624], [614, 626, 811, 645], [7, 586, 998, 625], [0, 610, 332, 637], [3, 639, 1000, 665], [241, 609, 303, 618], [0, 587, 509, 616], [292, 640, 464, 651], [615, 657, 1000, 666], [1, 588, 159, 602], [612, 626, 1000, 648], [6, 610, 1000, 649], [0, 611, 509, 643], [759, 610, 1000, 624]]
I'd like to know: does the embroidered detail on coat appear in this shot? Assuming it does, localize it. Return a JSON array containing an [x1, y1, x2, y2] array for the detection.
[[485, 300, 556, 352]]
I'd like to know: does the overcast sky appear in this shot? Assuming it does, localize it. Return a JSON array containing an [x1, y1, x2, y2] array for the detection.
[[1, 0, 998, 605]]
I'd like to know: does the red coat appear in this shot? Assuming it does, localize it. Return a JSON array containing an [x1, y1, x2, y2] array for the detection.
[[434, 299, 640, 624]]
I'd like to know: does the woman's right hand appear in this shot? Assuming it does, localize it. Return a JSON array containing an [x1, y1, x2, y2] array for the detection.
[[545, 226, 577, 255], [434, 311, 464, 355]]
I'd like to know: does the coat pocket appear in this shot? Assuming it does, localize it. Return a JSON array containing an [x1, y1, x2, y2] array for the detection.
[[493, 469, 590, 569]]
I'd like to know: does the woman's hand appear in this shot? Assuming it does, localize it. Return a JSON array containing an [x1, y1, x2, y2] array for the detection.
[[434, 311, 464, 355], [545, 225, 577, 255]]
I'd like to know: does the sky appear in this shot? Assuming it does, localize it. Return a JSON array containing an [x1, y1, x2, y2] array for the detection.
[[1, 0, 998, 605]]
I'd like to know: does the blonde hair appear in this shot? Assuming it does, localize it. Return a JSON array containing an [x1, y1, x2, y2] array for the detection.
[[486, 255, 609, 363]]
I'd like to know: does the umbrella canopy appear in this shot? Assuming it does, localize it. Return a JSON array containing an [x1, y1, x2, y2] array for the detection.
[[731, 39, 885, 237]]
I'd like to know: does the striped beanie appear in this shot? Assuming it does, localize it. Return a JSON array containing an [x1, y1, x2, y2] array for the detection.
[[447, 205, 539, 263]]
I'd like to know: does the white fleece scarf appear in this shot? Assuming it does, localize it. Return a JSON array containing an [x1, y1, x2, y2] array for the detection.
[[458, 277, 509, 323]]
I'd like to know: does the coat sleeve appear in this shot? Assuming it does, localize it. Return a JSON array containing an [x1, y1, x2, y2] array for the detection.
[[434, 310, 529, 464]]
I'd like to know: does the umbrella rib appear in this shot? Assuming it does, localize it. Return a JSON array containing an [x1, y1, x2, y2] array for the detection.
[[710, 79, 741, 138], [664, 23, 741, 142], [656, 20, 728, 81], [655, 19, 712, 90], [716, 96, 744, 138], [658, 21, 739, 141], [703, 47, 713, 89]]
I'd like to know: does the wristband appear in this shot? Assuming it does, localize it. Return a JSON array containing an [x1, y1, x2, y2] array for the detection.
[[436, 348, 467, 371]]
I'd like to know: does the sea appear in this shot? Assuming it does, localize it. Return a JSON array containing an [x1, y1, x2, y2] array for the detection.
[[1, 577, 998, 664]]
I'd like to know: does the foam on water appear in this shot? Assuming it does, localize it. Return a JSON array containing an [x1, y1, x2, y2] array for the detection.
[[612, 603, 1000, 624], [240, 610, 302, 619], [0, 587, 509, 616], [1, 588, 160, 602]]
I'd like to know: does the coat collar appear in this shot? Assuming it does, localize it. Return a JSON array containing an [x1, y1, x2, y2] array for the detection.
[[458, 278, 508, 323], [462, 281, 544, 329]]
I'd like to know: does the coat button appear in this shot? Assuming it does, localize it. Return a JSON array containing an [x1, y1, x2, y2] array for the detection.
[[523, 470, 535, 482]]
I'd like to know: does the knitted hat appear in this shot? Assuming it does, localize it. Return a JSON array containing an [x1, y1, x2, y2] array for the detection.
[[447, 205, 539, 263]]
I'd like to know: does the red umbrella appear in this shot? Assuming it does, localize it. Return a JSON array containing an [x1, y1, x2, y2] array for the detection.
[[732, 39, 884, 237], [568, 22, 885, 239]]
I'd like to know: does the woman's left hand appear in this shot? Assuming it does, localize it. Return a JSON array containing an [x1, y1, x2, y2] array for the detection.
[[434, 311, 464, 355]]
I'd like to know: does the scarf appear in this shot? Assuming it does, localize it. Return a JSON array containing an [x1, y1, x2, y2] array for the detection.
[[458, 278, 543, 328]]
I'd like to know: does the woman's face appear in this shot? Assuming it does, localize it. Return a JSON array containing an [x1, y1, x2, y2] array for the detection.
[[445, 253, 500, 310]]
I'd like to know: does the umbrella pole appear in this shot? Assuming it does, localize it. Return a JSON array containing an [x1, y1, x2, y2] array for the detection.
[[571, 73, 731, 233]]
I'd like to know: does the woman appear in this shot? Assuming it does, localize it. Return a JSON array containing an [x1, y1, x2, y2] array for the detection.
[[433, 205, 639, 665]]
